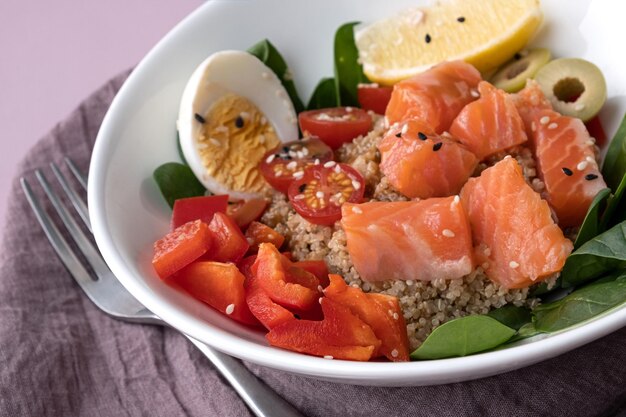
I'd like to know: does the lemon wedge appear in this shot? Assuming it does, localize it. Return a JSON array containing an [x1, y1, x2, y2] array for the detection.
[[355, 0, 542, 85]]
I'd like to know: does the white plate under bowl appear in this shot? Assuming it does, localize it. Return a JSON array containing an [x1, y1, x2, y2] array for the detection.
[[88, 0, 626, 386]]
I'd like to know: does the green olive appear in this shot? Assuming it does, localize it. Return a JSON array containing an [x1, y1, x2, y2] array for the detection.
[[491, 48, 552, 93]]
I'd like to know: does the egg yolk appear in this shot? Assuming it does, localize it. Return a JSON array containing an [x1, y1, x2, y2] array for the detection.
[[197, 93, 280, 194]]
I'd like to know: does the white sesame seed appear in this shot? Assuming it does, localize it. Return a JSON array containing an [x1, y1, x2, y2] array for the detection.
[[346, 106, 353, 113], [317, 285, 323, 292], [585, 139, 595, 146], [286, 161, 297, 170], [293, 194, 305, 200], [586, 156, 596, 164], [577, 161, 589, 171], [292, 171, 304, 179], [470, 89, 479, 98], [324, 161, 336, 168], [316, 191, 324, 199], [352, 206, 363, 214], [323, 355, 333, 360], [352, 180, 361, 190], [275, 170, 283, 177], [548, 122, 558, 130], [391, 349, 399, 358], [509, 261, 519, 269], [393, 313, 399, 320], [453, 195, 460, 205], [388, 309, 394, 316], [575, 103, 586, 111], [318, 297, 323, 304], [301, 147, 309, 156], [334, 165, 341, 173], [209, 138, 221, 146], [401, 124, 409, 134], [442, 229, 455, 238], [540, 116, 550, 125], [225, 304, 235, 315], [503, 155, 512, 160], [314, 159, 320, 165]]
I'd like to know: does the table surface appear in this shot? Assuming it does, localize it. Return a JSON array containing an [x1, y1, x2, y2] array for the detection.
[[0, 0, 203, 224]]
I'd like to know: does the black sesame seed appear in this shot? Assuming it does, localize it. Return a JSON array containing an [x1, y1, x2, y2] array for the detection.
[[293, 313, 301, 320], [194, 113, 206, 124], [585, 173, 599, 181], [432, 142, 443, 151], [298, 184, 307, 193], [514, 53, 522, 60], [425, 33, 432, 44], [235, 116, 244, 128], [562, 167, 573, 176], [395, 132, 402, 138], [418, 132, 428, 140], [457, 16, 465, 22]]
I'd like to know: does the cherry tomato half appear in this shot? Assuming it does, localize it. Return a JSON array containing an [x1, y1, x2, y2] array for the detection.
[[287, 163, 365, 225], [259, 137, 333, 194], [298, 107, 372, 150], [357, 84, 393, 115]]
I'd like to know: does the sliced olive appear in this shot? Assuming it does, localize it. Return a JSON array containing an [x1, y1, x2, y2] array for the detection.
[[490, 48, 551, 93], [533, 57, 607, 122]]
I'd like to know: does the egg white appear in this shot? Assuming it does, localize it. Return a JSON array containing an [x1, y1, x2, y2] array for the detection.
[[178, 50, 299, 200]]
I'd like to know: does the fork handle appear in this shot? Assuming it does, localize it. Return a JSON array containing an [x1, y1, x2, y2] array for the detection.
[[185, 336, 304, 417]]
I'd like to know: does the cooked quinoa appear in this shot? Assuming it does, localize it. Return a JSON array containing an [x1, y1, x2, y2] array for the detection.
[[260, 121, 563, 350]]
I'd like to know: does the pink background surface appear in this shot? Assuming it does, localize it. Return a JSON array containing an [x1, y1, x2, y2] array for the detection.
[[0, 0, 204, 224]]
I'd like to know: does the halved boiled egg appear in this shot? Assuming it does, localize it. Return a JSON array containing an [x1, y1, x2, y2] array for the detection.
[[178, 50, 299, 200]]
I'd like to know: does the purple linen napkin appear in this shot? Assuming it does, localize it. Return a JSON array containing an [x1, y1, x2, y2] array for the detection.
[[1, 71, 626, 417]]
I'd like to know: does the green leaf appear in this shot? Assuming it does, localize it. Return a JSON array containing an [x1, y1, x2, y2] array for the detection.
[[410, 315, 515, 360], [506, 322, 542, 344], [307, 77, 340, 110], [334, 22, 369, 107], [533, 272, 626, 333], [574, 188, 611, 249], [247, 39, 305, 113], [600, 171, 626, 230], [561, 221, 626, 288], [153, 162, 206, 208], [602, 112, 626, 191], [487, 305, 532, 330]]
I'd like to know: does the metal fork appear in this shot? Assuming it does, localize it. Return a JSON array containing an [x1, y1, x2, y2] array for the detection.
[[20, 158, 303, 417]]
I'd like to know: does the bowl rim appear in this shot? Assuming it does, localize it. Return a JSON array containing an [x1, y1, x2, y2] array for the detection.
[[88, 0, 626, 385]]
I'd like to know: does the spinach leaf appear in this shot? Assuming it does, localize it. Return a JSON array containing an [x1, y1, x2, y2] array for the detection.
[[602, 112, 626, 191], [307, 77, 340, 110], [533, 272, 626, 333], [410, 315, 515, 360], [487, 305, 532, 330], [153, 162, 206, 208], [334, 22, 369, 107], [248, 39, 305, 113], [600, 171, 626, 230], [506, 322, 542, 344], [561, 221, 626, 288], [574, 188, 611, 249]]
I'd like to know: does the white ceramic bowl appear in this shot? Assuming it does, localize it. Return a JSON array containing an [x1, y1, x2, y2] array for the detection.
[[89, 0, 626, 386]]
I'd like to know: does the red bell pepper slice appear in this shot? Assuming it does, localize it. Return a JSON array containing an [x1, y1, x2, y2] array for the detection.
[[243, 266, 296, 330], [152, 220, 212, 279], [207, 212, 250, 263], [292, 260, 330, 288], [173, 261, 260, 326], [244, 221, 285, 253], [266, 297, 381, 361], [228, 198, 268, 230], [253, 243, 320, 311], [323, 274, 410, 362], [170, 195, 228, 230]]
